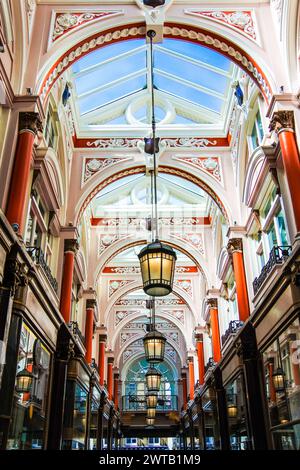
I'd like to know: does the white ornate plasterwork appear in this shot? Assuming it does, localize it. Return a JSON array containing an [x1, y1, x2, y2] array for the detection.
[[160, 309, 185, 324], [173, 232, 204, 255], [109, 266, 141, 274], [109, 279, 134, 297], [174, 279, 193, 297], [172, 156, 221, 183], [87, 138, 141, 149], [40, 25, 272, 102], [185, 10, 257, 42], [83, 157, 132, 184], [25, 0, 36, 35], [120, 332, 138, 346], [115, 310, 141, 325], [115, 297, 184, 306], [51, 11, 123, 42], [162, 137, 217, 148]]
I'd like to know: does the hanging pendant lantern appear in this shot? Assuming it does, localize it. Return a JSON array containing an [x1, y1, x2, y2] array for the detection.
[[227, 403, 238, 419], [146, 392, 158, 408], [143, 329, 166, 363], [145, 367, 162, 392], [147, 407, 156, 419], [273, 367, 285, 392], [15, 368, 33, 394], [138, 240, 177, 296], [143, 0, 165, 7]]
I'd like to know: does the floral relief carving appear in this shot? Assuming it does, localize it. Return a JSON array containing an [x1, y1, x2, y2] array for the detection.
[[52, 11, 123, 42], [173, 232, 204, 255], [115, 310, 141, 325], [185, 10, 257, 41], [83, 157, 131, 184], [174, 279, 193, 297], [108, 280, 134, 297], [173, 156, 221, 182]]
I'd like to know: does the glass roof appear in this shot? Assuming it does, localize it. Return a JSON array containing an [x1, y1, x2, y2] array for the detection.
[[71, 38, 236, 128]]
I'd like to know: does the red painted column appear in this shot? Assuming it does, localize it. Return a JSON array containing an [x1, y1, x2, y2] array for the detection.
[[208, 299, 221, 363], [113, 372, 119, 409], [107, 357, 114, 401], [98, 335, 106, 386], [6, 112, 42, 234], [85, 300, 95, 364], [227, 239, 250, 322], [270, 111, 300, 232], [59, 240, 77, 324], [181, 371, 188, 409], [188, 357, 195, 400], [195, 334, 205, 386]]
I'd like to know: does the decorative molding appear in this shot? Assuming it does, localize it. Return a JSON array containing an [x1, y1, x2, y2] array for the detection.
[[39, 23, 272, 105], [207, 298, 218, 309], [93, 217, 210, 228], [172, 156, 222, 183], [83, 156, 132, 184], [51, 11, 123, 43], [74, 136, 229, 149], [98, 233, 123, 256], [115, 309, 141, 325], [108, 279, 134, 297], [174, 279, 192, 297], [115, 297, 184, 306], [185, 10, 257, 42], [104, 266, 197, 274], [173, 232, 204, 255]]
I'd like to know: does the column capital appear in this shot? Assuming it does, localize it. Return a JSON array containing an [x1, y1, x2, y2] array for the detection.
[[269, 110, 295, 133], [207, 298, 218, 309], [19, 112, 43, 135], [187, 355, 194, 363], [64, 238, 79, 253], [194, 333, 203, 342], [227, 237, 243, 254], [86, 298, 97, 309], [99, 334, 107, 343], [107, 356, 114, 365]]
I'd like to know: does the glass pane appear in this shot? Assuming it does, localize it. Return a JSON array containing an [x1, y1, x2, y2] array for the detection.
[[78, 74, 146, 114], [250, 120, 259, 149], [154, 50, 228, 93], [277, 210, 289, 245], [267, 223, 278, 249], [154, 73, 223, 112], [6, 323, 51, 450], [263, 317, 300, 449], [75, 50, 146, 95], [225, 375, 252, 450]]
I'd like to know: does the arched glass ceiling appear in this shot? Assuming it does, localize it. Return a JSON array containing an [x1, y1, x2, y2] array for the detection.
[[90, 172, 212, 215], [70, 38, 237, 129]]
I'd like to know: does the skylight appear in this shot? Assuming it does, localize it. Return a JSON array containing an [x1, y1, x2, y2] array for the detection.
[[70, 37, 237, 133]]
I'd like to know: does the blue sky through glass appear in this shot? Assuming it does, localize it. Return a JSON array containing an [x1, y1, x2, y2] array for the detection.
[[72, 38, 233, 120]]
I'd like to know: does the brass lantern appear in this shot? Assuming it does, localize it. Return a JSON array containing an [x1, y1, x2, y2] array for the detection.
[[146, 418, 155, 426], [273, 367, 285, 392], [147, 407, 156, 419], [143, 329, 166, 363], [138, 241, 177, 297], [145, 367, 161, 393], [143, 0, 165, 7], [146, 393, 158, 408], [227, 403, 238, 419], [15, 368, 33, 394]]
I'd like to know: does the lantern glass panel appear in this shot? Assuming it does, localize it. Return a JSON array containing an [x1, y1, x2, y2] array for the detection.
[[147, 407, 156, 419], [146, 418, 155, 426], [146, 368, 161, 392], [146, 394, 158, 408]]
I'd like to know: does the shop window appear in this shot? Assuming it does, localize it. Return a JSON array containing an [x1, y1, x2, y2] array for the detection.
[[263, 317, 300, 450], [88, 388, 100, 450], [6, 323, 51, 450], [44, 104, 58, 150], [201, 387, 221, 450], [62, 381, 88, 450], [249, 109, 264, 151], [225, 374, 252, 450]]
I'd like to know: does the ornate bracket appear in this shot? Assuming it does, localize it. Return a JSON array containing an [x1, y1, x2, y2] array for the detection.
[[269, 110, 295, 133]]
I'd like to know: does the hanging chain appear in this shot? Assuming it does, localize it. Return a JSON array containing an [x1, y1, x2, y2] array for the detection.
[[148, 30, 158, 241]]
